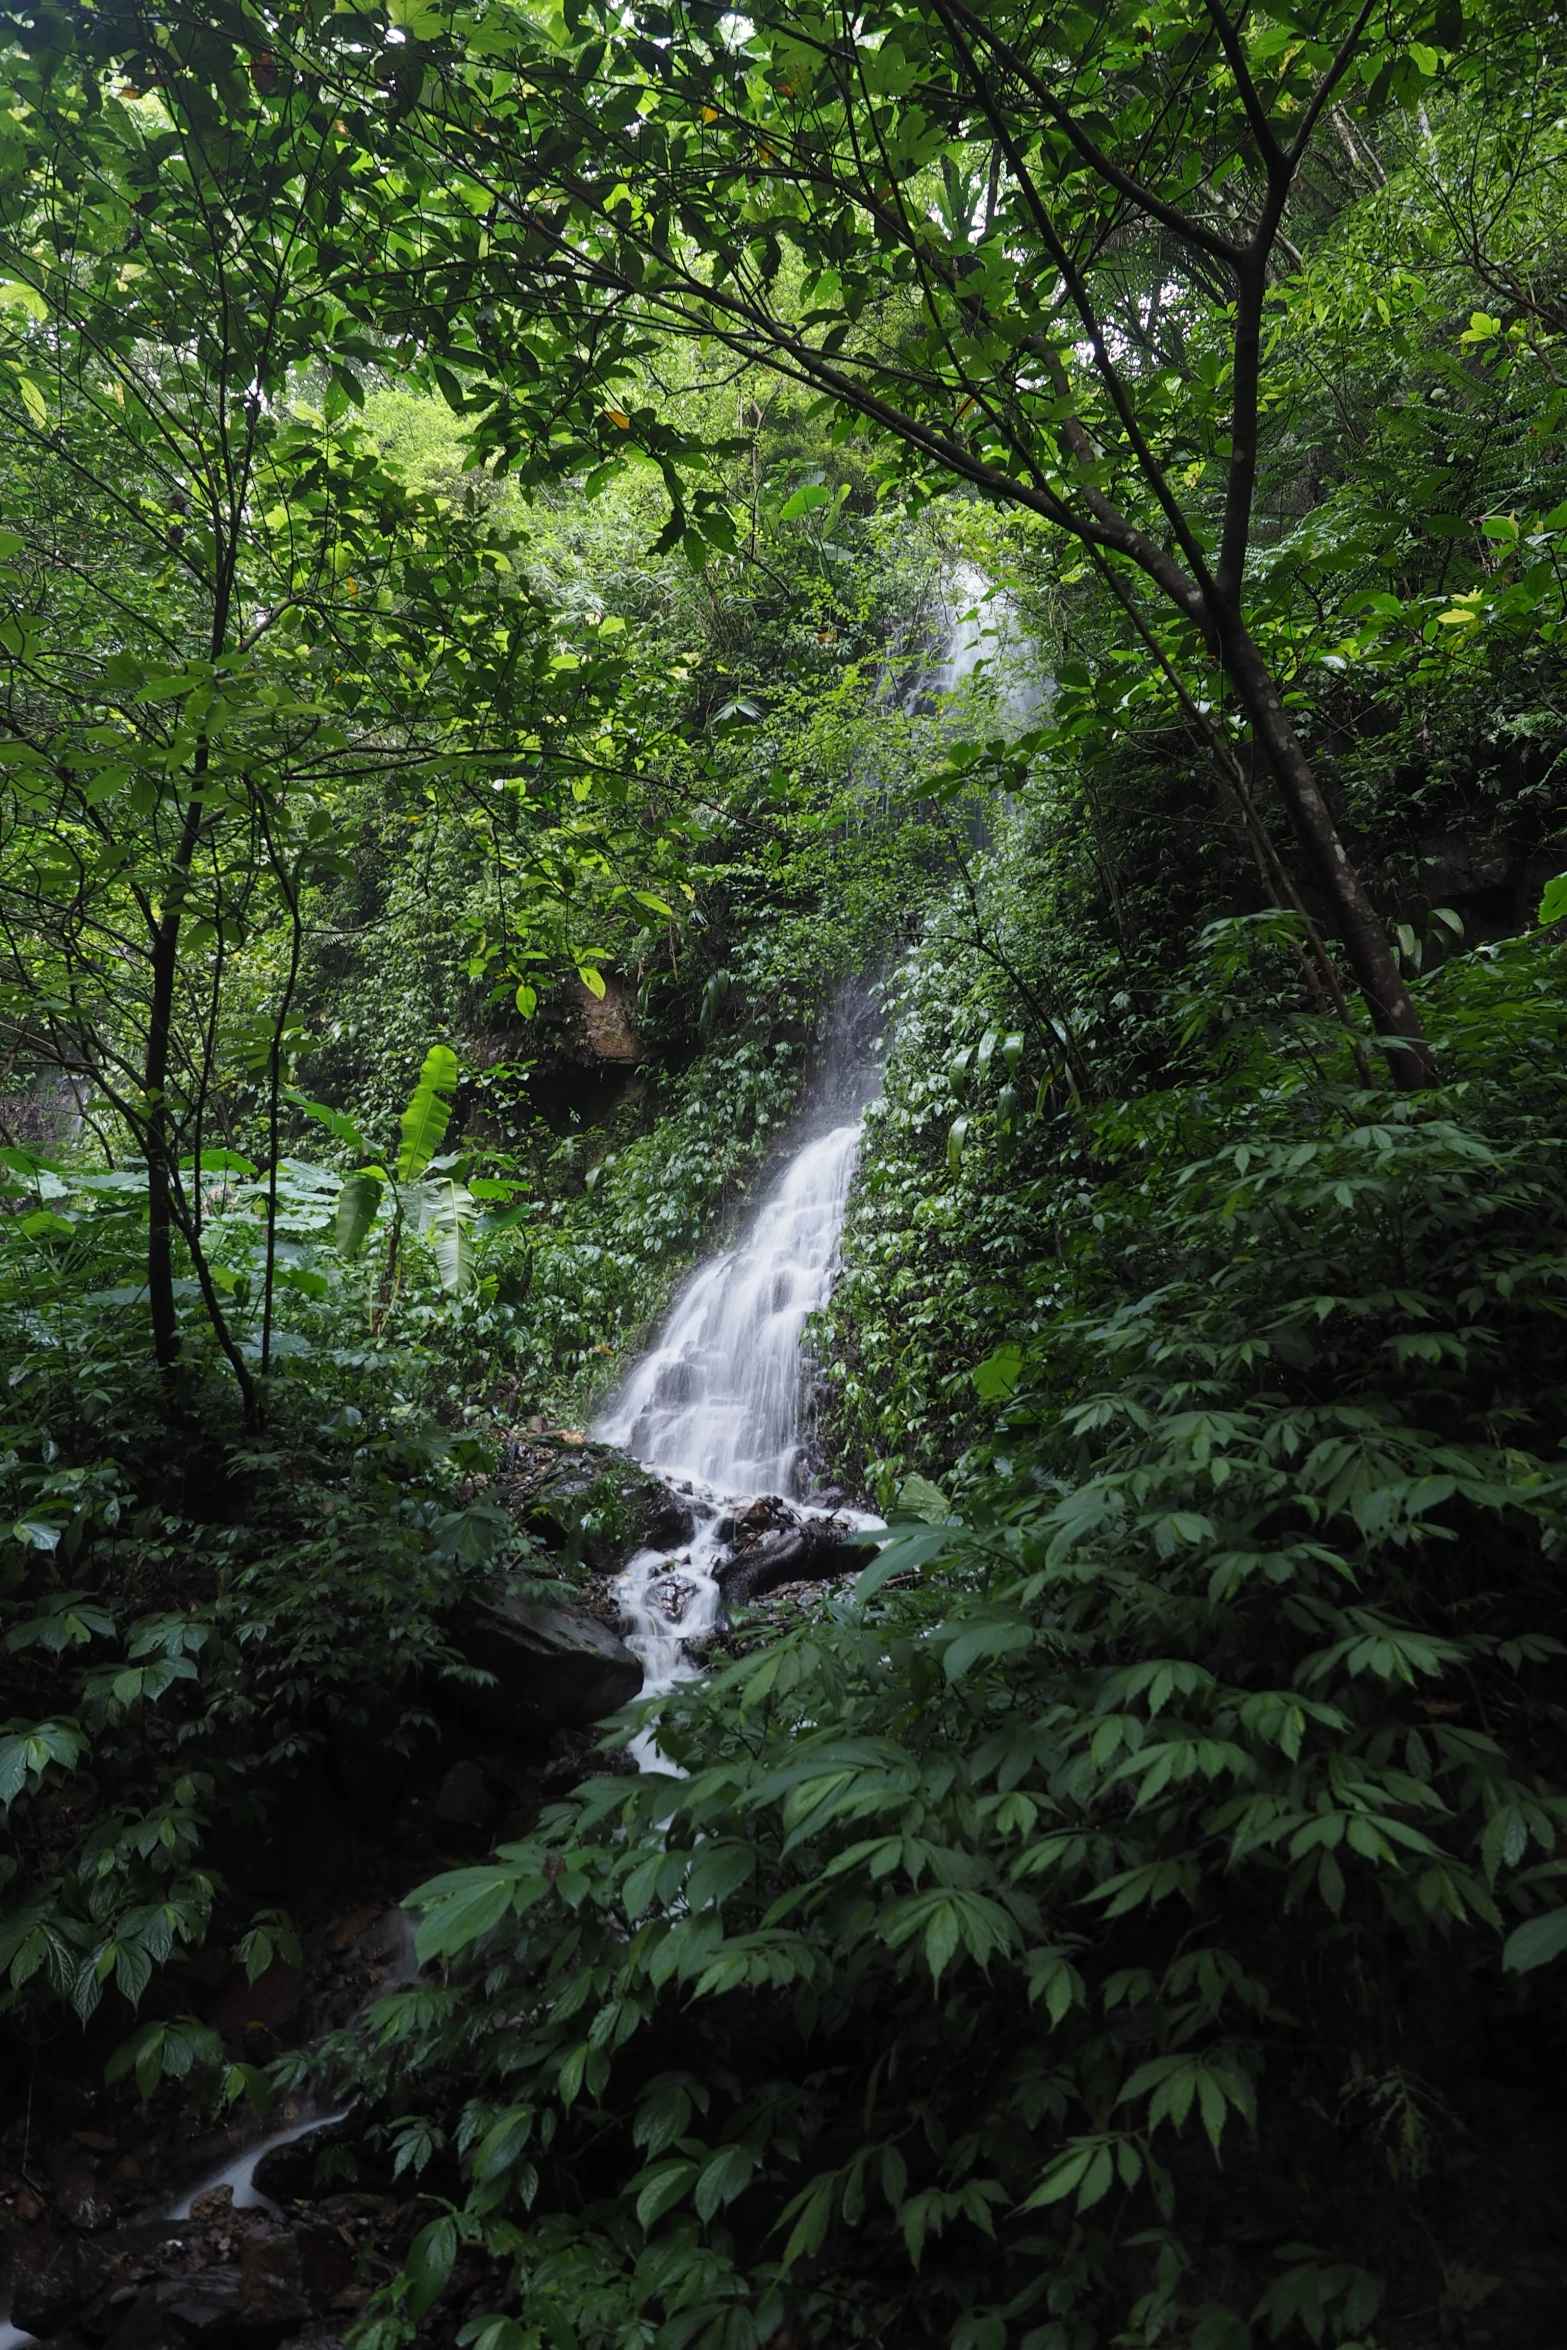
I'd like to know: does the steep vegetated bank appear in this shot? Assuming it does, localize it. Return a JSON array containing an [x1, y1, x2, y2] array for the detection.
[[2, 3, 1567, 2349]]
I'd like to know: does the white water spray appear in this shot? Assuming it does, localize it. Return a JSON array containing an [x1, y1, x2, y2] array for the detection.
[[599, 1119, 865, 1497], [595, 1015, 879, 1761]]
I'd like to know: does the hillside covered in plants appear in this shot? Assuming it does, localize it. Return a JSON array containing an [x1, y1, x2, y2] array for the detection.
[[1, 3, 1567, 2348]]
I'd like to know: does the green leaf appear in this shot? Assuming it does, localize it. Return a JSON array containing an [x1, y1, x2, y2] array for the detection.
[[972, 1342, 1023, 1401], [942, 1618, 1033, 1681], [1503, 1908, 1567, 1973], [396, 1045, 459, 1182], [924, 1898, 961, 1983], [406, 2214, 457, 2320], [414, 1869, 517, 1963], [896, 1473, 952, 1524], [426, 1180, 477, 1295], [694, 2142, 754, 2221], [333, 1172, 384, 1258], [1538, 873, 1567, 926], [635, 2159, 698, 2231], [285, 1092, 368, 1157]]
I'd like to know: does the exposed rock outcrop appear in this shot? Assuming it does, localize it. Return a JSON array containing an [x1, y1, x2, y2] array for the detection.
[[450, 1593, 643, 1738]]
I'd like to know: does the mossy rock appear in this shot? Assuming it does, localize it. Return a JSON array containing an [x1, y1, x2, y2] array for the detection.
[[517, 1441, 694, 1572]]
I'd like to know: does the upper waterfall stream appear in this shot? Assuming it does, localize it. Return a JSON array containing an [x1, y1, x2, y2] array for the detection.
[[595, 1030, 880, 1763]]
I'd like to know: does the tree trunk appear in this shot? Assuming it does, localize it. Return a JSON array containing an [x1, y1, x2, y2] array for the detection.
[[144, 801, 202, 1375], [1223, 620, 1435, 1088]]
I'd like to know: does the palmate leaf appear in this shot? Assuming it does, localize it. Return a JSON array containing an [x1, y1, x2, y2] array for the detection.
[[396, 1045, 459, 1182]]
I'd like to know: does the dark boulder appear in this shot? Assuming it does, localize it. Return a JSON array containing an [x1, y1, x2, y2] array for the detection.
[[450, 1596, 642, 1738], [101, 2245, 310, 2349], [50, 2148, 115, 2232], [10, 2233, 109, 2335], [731, 1494, 800, 1545], [718, 1521, 859, 1610]]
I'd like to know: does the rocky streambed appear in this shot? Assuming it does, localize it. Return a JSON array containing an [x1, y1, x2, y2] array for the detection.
[[0, 1431, 863, 2350]]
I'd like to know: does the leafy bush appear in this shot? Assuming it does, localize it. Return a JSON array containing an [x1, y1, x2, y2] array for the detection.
[[0, 1155, 515, 2057], [335, 931, 1567, 2350]]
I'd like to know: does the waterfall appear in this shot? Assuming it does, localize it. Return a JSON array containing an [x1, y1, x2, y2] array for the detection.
[[594, 1002, 880, 1763], [596, 1119, 864, 1498]]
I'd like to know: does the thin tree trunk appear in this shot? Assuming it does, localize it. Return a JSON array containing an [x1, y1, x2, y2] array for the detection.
[[1224, 621, 1435, 1087], [144, 790, 205, 1374]]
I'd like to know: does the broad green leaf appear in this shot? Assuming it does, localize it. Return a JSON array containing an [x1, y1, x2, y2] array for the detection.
[[414, 1870, 517, 1963], [406, 2214, 457, 2320], [896, 1473, 952, 1523], [396, 1045, 459, 1182], [634, 2159, 698, 2231], [426, 1181, 477, 1295], [1503, 1908, 1567, 1973], [694, 2142, 754, 2221], [285, 1092, 368, 1157], [972, 1343, 1023, 1401], [333, 1172, 384, 1258]]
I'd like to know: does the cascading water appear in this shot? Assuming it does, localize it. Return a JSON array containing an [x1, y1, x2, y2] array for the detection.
[[599, 1118, 865, 1497], [595, 1002, 881, 1764]]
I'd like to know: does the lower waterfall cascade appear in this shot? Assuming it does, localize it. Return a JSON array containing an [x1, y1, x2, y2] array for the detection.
[[595, 1024, 882, 1762]]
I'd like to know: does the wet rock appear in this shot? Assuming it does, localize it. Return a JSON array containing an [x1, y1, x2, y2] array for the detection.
[[517, 1444, 694, 1570], [731, 1494, 800, 1546], [10, 2232, 109, 2333], [718, 1521, 858, 1609], [539, 1726, 639, 1793], [451, 1596, 643, 1738], [290, 2217, 358, 2303], [51, 2147, 115, 2230], [101, 2252, 309, 2348]]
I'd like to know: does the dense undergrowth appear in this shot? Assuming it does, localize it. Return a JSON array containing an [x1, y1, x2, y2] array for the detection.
[[2, 3, 1567, 2346], [339, 925, 1567, 2350]]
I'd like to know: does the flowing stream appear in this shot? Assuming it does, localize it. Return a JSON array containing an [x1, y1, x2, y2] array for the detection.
[[596, 1018, 880, 1762]]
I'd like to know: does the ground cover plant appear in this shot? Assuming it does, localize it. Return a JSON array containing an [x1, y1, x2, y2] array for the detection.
[[0, 0, 1565, 2346], [337, 923, 1567, 2350]]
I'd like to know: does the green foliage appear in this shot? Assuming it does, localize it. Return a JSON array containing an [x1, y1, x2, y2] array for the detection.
[[324, 930, 1567, 2348], [0, 1168, 516, 2046]]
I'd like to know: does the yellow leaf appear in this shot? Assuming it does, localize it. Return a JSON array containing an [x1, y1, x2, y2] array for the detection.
[[606, 407, 631, 429], [701, 104, 718, 122]]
